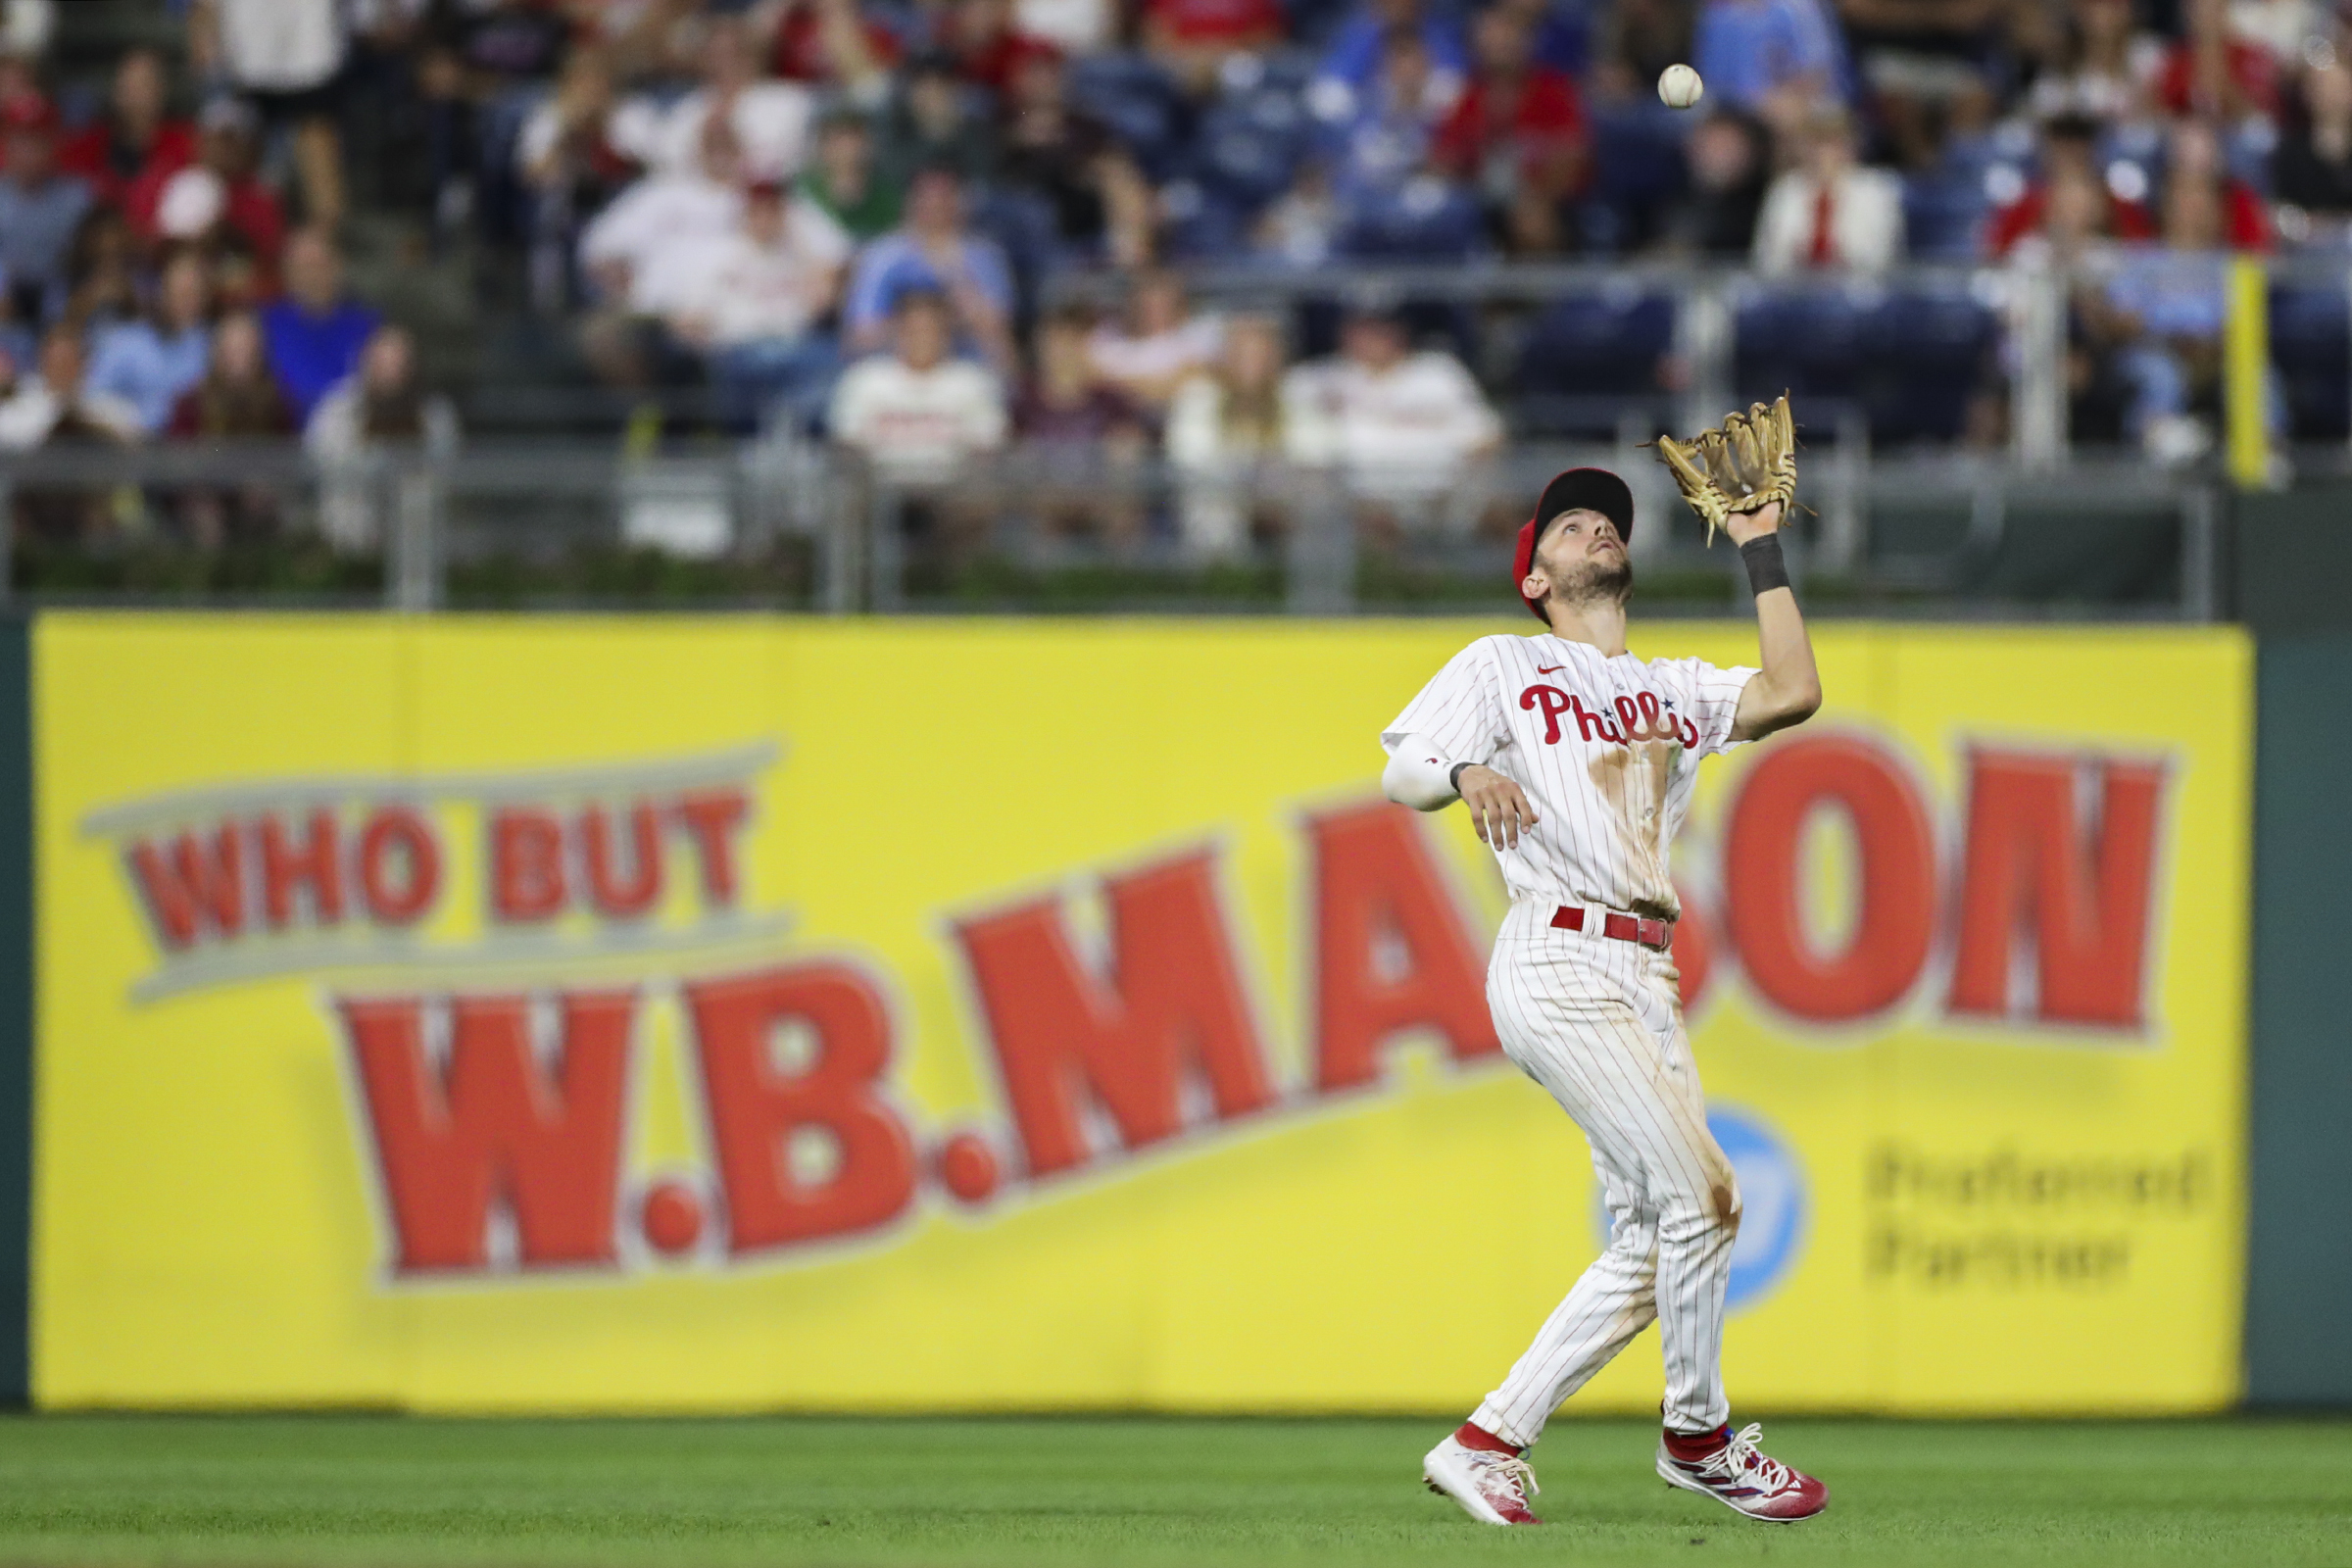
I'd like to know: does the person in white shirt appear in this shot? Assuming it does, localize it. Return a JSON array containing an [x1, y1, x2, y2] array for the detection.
[[829, 286, 1007, 486], [1751, 106, 1905, 275], [1280, 301, 1502, 527], [609, 14, 814, 183], [654, 179, 852, 430], [1087, 270, 1223, 415], [188, 0, 347, 227], [1165, 312, 1291, 559], [0, 323, 141, 451]]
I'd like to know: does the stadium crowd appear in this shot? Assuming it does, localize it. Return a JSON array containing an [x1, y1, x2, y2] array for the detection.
[[0, 0, 2346, 553]]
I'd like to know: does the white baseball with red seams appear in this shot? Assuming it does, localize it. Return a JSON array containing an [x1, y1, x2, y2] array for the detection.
[[1383, 630, 1756, 1446]]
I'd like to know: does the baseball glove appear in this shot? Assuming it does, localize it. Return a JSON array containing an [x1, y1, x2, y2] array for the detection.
[[1654, 394, 1798, 543]]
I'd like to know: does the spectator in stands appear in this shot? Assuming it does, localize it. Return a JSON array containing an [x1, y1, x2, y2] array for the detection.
[[65, 207, 139, 332], [0, 99, 89, 325], [0, 321, 141, 451], [1145, 0, 1288, 98], [1752, 106, 1905, 273], [1589, 0, 1696, 102], [1332, 27, 1459, 209], [517, 46, 640, 314], [2025, 0, 2162, 123], [1166, 311, 1290, 557], [134, 99, 287, 288], [2096, 122, 2274, 462], [260, 228, 383, 420], [582, 114, 748, 318], [1000, 50, 1155, 264], [1436, 7, 1588, 255], [1253, 159, 1342, 264], [1280, 299, 1500, 533], [1690, 0, 1846, 137], [86, 248, 213, 436], [843, 166, 1016, 371], [1836, 0, 2006, 169], [828, 288, 1007, 570], [1015, 307, 1149, 543], [59, 49, 195, 215], [1088, 270, 1222, 414], [1315, 0, 1467, 109], [1661, 109, 1770, 254], [611, 14, 814, 182], [879, 50, 1001, 184], [2156, 0, 2278, 123], [307, 324, 459, 550], [797, 109, 903, 241], [168, 307, 291, 439], [764, 0, 901, 103], [1987, 114, 2155, 259], [1019, 0, 1115, 55], [188, 0, 348, 228], [950, 0, 1071, 97], [656, 179, 852, 429], [2171, 114, 2273, 248], [2273, 38, 2352, 226]]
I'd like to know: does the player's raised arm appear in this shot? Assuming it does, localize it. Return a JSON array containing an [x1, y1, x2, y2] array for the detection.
[[1723, 500, 1822, 743], [1654, 396, 1822, 744]]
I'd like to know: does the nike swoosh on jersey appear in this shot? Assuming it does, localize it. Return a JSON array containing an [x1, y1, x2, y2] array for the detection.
[[1537, 665, 1565, 673]]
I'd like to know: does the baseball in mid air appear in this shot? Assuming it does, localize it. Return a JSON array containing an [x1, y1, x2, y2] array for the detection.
[[1658, 64, 1704, 110]]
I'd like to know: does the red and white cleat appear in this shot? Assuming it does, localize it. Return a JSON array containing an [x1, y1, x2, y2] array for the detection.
[[1422, 1435, 1542, 1525], [1655, 1422, 1827, 1522]]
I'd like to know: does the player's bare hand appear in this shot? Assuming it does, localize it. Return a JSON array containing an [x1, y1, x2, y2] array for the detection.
[[1458, 765, 1538, 849], [1722, 500, 1784, 545]]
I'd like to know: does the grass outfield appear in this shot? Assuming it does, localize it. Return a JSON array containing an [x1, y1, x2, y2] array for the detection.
[[0, 1415, 2343, 1568]]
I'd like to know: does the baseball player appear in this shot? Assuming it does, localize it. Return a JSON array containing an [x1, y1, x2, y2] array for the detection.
[[1382, 401, 1828, 1526]]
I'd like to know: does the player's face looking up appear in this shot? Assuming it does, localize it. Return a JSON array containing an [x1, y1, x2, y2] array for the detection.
[[1525, 509, 1633, 612]]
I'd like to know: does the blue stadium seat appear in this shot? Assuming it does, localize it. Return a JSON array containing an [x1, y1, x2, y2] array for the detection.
[[1199, 87, 1310, 210], [1735, 288, 1866, 408], [1514, 288, 1675, 435], [1857, 288, 1998, 445], [1902, 169, 1990, 262], [1581, 105, 1688, 255], [1067, 53, 1189, 180], [2271, 283, 2351, 441], [1335, 177, 1487, 260]]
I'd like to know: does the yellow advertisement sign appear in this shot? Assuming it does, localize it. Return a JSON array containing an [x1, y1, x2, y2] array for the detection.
[[31, 615, 2248, 1413]]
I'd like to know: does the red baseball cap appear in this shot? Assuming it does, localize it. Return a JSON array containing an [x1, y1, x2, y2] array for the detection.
[[1514, 467, 1635, 620]]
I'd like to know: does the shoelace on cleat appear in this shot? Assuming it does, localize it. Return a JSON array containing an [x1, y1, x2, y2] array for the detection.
[[1695, 1424, 1792, 1494], [1466, 1448, 1540, 1505]]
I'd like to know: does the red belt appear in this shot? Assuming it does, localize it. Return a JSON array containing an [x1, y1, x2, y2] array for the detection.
[[1550, 905, 1674, 952]]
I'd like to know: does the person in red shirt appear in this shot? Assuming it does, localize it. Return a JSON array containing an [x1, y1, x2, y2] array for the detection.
[[945, 0, 1060, 95], [1145, 0, 1287, 96], [1435, 7, 1585, 254], [127, 99, 287, 293], [57, 48, 195, 212], [2155, 0, 2277, 122], [1984, 114, 2155, 260], [767, 0, 904, 94]]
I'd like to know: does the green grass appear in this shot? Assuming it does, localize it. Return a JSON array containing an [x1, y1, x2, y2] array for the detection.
[[0, 1415, 2341, 1568]]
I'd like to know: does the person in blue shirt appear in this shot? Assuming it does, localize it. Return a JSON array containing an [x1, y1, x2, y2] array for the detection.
[[842, 166, 1017, 373], [258, 226, 381, 419], [1314, 0, 1469, 110], [0, 103, 93, 324], [1690, 0, 1847, 123], [87, 249, 214, 435]]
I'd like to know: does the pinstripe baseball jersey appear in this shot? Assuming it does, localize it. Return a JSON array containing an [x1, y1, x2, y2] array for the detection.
[[1383, 635, 1756, 920]]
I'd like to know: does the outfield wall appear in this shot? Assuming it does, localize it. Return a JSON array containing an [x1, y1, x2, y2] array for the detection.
[[13, 615, 2256, 1414]]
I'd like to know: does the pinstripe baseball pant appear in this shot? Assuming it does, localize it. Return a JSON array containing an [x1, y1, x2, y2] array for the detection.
[[1470, 901, 1740, 1446]]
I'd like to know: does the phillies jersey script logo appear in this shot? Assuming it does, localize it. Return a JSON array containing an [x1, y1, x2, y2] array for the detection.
[[1521, 683, 1700, 750]]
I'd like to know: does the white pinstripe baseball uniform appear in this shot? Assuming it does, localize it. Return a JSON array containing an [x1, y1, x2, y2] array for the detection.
[[1384, 631, 1757, 1444]]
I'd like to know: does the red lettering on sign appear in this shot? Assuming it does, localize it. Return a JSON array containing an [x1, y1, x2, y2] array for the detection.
[[1724, 734, 1937, 1022], [125, 827, 245, 949], [953, 851, 1276, 1179], [674, 790, 751, 907], [343, 990, 635, 1272], [258, 808, 344, 929], [489, 808, 567, 922], [1947, 750, 2167, 1027], [357, 807, 440, 924], [1672, 878, 1716, 1016], [684, 962, 915, 1253], [1308, 802, 1497, 1092], [581, 802, 662, 918]]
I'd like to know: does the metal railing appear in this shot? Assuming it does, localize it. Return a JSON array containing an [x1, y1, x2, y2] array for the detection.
[[0, 439, 2223, 618]]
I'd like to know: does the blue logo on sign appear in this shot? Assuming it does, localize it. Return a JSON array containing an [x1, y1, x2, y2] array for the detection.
[[1590, 1104, 1806, 1313]]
